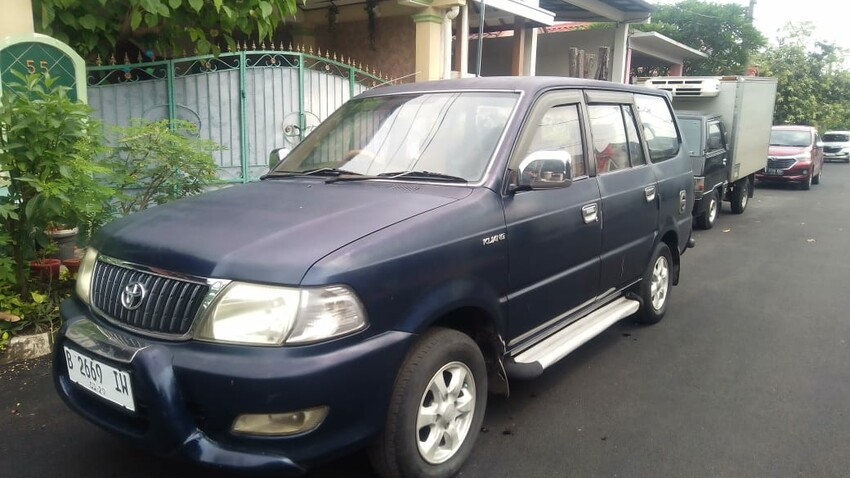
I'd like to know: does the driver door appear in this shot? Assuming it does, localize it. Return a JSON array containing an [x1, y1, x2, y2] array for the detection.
[[502, 91, 602, 344]]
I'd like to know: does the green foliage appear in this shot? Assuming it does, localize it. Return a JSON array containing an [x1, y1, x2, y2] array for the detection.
[[33, 0, 302, 59], [634, 0, 766, 75], [100, 120, 222, 216], [0, 72, 113, 297], [756, 25, 850, 130]]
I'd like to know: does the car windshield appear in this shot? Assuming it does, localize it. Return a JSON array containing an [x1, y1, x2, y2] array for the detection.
[[678, 118, 702, 156], [770, 129, 812, 147], [823, 133, 850, 142], [271, 92, 518, 183]]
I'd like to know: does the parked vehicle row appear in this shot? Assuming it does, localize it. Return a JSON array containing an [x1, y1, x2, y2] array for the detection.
[[641, 76, 778, 229], [52, 76, 695, 478]]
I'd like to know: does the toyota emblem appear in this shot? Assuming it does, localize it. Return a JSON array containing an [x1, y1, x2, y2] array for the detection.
[[121, 282, 147, 310]]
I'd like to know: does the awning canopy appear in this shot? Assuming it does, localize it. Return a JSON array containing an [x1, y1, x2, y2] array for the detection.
[[629, 30, 708, 65], [539, 0, 653, 23]]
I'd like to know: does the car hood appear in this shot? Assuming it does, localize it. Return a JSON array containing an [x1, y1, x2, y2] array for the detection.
[[93, 180, 470, 285], [768, 146, 809, 156], [823, 141, 850, 148]]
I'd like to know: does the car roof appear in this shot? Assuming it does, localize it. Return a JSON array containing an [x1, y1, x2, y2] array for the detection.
[[355, 76, 670, 99]]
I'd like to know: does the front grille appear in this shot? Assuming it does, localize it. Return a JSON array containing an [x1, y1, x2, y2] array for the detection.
[[824, 146, 841, 153], [767, 158, 796, 169], [91, 260, 209, 337]]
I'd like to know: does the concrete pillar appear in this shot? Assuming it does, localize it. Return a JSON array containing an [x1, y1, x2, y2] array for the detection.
[[610, 23, 629, 83], [413, 8, 444, 82], [511, 17, 526, 76], [453, 4, 469, 77], [523, 27, 537, 76], [669, 63, 683, 76], [0, 0, 34, 37]]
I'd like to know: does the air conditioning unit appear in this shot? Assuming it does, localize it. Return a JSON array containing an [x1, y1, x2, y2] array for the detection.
[[642, 77, 721, 97]]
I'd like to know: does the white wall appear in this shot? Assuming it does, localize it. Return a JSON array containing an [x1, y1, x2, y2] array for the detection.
[[467, 29, 616, 78]]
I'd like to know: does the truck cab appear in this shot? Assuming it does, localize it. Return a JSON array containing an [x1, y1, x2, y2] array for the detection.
[[677, 111, 728, 229]]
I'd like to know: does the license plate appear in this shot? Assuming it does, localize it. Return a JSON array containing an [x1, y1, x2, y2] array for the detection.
[[64, 347, 136, 412], [767, 168, 783, 175]]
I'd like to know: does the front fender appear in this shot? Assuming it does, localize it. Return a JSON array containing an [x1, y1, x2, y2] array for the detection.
[[397, 278, 507, 335]]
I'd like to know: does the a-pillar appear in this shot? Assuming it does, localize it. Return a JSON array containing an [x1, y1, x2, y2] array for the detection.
[[610, 22, 629, 83], [1, 0, 34, 36]]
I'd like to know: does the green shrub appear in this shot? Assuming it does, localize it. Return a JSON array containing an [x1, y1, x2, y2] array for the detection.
[[101, 119, 222, 216]]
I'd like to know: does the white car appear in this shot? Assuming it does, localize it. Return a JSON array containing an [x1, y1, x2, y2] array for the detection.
[[823, 130, 850, 163]]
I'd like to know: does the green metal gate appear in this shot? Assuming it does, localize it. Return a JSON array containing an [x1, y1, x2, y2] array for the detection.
[[86, 44, 387, 183]]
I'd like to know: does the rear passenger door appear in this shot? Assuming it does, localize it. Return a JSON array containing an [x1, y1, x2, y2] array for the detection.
[[587, 92, 658, 294], [503, 91, 602, 342]]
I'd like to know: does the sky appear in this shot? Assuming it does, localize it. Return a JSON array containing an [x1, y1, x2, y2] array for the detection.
[[650, 0, 850, 49]]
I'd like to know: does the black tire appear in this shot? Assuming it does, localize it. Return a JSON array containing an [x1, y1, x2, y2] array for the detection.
[[695, 189, 719, 230], [801, 171, 812, 190], [730, 179, 749, 214], [813, 169, 821, 185], [370, 328, 487, 478], [635, 242, 673, 325]]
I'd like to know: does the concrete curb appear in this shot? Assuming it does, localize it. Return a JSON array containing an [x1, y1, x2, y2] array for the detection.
[[0, 331, 53, 365]]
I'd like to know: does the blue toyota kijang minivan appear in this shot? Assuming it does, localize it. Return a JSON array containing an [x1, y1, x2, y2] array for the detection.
[[54, 77, 694, 478]]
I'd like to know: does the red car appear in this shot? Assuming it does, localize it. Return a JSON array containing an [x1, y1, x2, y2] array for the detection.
[[757, 125, 824, 190]]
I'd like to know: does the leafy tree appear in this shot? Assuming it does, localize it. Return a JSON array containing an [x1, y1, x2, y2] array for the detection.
[[756, 24, 850, 130], [635, 0, 766, 75], [33, 0, 301, 60]]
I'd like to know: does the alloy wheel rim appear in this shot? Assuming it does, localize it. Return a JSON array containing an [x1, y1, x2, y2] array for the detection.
[[649, 255, 669, 311], [416, 361, 477, 465]]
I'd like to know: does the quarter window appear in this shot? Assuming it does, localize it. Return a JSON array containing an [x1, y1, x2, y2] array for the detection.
[[635, 94, 681, 163]]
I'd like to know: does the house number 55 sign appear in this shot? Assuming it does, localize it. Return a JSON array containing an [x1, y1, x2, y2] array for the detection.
[[0, 33, 87, 103]]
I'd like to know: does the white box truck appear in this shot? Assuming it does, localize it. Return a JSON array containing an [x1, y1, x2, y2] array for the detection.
[[640, 76, 777, 229]]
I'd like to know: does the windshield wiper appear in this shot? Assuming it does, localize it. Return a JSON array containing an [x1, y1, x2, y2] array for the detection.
[[377, 171, 468, 183], [261, 168, 360, 180]]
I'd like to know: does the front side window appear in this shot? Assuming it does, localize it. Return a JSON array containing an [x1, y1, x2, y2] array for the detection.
[[707, 122, 724, 152], [518, 104, 587, 181], [635, 94, 681, 163], [274, 92, 518, 182]]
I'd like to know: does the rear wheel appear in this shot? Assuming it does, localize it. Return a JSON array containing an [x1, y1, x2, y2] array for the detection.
[[370, 328, 487, 478], [695, 189, 719, 230], [730, 179, 749, 214], [635, 242, 672, 325]]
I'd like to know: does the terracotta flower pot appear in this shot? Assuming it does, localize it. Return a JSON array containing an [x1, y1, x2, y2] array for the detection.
[[62, 258, 82, 275], [29, 258, 62, 280]]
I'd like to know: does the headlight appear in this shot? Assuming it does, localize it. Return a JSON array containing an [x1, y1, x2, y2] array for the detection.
[[75, 248, 99, 305], [196, 283, 367, 346]]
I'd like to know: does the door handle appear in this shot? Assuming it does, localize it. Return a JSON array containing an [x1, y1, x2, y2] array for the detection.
[[582, 203, 599, 224], [644, 185, 657, 203]]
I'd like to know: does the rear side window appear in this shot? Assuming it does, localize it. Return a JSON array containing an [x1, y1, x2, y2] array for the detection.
[[635, 94, 681, 163]]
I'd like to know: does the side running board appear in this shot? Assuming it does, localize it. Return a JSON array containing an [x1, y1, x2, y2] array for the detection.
[[506, 297, 640, 379]]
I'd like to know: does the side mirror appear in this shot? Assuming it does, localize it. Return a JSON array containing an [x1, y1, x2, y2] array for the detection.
[[515, 150, 573, 191], [269, 148, 290, 169], [816, 141, 824, 149]]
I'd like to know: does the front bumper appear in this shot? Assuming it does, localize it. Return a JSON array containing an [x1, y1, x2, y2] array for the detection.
[[824, 152, 849, 161], [53, 299, 412, 474]]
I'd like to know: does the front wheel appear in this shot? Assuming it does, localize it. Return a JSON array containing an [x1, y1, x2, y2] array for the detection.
[[370, 328, 487, 478], [801, 171, 812, 190], [635, 242, 672, 325], [695, 189, 719, 230]]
